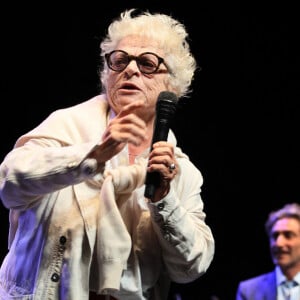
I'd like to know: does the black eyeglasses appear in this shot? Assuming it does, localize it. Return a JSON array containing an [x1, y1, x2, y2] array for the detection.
[[105, 50, 169, 75]]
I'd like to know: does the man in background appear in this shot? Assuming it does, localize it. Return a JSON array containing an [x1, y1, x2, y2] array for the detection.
[[236, 203, 300, 299]]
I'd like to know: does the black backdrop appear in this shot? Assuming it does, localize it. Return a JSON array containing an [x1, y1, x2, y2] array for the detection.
[[0, 2, 299, 299]]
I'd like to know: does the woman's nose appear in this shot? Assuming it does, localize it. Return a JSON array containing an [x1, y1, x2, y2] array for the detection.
[[124, 60, 140, 76]]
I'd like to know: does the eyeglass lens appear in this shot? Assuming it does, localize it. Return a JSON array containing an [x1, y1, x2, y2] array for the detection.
[[107, 51, 161, 74]]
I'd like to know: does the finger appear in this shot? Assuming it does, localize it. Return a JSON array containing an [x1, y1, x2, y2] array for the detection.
[[148, 145, 177, 163], [119, 100, 146, 116], [118, 114, 147, 131], [152, 141, 174, 151], [113, 121, 147, 144], [147, 156, 178, 176]]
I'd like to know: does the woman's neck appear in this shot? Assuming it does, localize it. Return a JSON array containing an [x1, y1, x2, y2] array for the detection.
[[128, 142, 149, 164]]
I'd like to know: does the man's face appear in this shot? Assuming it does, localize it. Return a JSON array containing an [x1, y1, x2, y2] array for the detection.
[[270, 217, 300, 272]]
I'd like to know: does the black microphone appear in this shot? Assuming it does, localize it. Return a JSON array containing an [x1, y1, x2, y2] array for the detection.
[[144, 91, 178, 200]]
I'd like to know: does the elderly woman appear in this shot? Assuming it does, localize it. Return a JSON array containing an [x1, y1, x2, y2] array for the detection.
[[0, 9, 215, 300]]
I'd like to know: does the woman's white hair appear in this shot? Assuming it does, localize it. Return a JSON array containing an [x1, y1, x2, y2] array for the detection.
[[99, 9, 197, 98]]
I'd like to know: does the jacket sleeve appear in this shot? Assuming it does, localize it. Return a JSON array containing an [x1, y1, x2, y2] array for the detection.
[[148, 155, 215, 283], [0, 137, 101, 210], [236, 282, 247, 300], [0, 99, 108, 210]]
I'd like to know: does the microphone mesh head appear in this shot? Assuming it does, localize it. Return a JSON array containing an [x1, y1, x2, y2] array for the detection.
[[157, 91, 178, 104]]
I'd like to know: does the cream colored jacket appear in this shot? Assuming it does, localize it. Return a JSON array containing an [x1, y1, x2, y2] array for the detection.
[[0, 95, 215, 300]]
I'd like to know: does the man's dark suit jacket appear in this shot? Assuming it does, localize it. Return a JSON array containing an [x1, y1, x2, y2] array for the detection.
[[236, 270, 277, 300]]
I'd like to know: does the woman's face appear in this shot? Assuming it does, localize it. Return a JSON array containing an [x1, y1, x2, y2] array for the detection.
[[105, 35, 171, 122]]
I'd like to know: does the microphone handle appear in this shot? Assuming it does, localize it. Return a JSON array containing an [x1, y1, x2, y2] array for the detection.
[[144, 121, 170, 199]]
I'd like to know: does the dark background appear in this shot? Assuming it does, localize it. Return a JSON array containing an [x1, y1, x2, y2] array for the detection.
[[0, 2, 299, 299]]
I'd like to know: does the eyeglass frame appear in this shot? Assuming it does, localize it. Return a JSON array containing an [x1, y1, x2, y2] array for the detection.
[[104, 49, 170, 75]]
